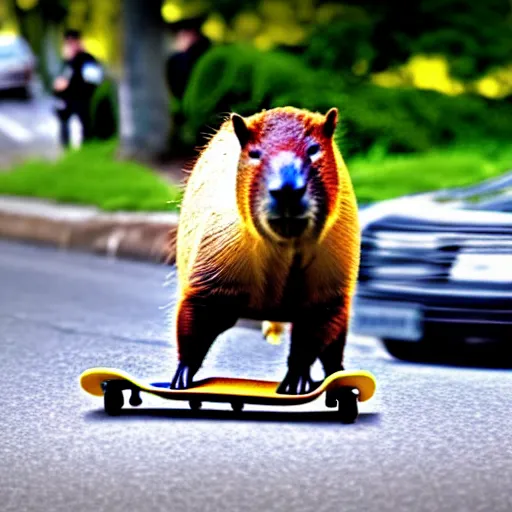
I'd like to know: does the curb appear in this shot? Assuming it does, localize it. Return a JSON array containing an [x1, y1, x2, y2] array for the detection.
[[0, 193, 408, 265], [0, 197, 178, 265]]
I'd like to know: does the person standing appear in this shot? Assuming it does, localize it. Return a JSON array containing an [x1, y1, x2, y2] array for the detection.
[[53, 29, 104, 148], [165, 16, 211, 100]]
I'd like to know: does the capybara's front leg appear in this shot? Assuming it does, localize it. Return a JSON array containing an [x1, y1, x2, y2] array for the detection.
[[318, 302, 350, 408], [170, 293, 240, 389], [277, 296, 349, 396], [319, 327, 349, 408]]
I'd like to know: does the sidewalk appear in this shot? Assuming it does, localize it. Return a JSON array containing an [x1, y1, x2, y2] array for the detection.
[[0, 195, 179, 264]]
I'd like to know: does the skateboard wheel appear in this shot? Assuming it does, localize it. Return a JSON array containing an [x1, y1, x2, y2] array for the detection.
[[129, 389, 142, 407], [337, 388, 359, 424], [189, 400, 202, 411], [325, 391, 338, 409], [104, 388, 124, 416], [231, 401, 244, 413]]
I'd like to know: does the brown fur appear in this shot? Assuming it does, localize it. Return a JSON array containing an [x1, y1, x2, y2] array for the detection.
[[169, 106, 360, 397]]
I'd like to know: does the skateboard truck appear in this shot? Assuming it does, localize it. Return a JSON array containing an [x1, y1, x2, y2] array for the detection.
[[101, 380, 142, 415]]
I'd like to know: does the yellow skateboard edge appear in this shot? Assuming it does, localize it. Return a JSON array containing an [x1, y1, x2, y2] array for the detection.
[[79, 367, 376, 404]]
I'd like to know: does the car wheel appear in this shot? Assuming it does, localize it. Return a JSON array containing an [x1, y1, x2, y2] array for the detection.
[[15, 86, 31, 100], [382, 339, 430, 362]]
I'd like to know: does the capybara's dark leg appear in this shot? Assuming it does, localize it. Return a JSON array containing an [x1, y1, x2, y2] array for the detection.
[[277, 296, 348, 395], [319, 327, 348, 376], [276, 326, 320, 395], [319, 327, 349, 408], [170, 294, 240, 389]]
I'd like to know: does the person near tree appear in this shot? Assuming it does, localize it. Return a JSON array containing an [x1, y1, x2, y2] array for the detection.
[[53, 29, 104, 148]]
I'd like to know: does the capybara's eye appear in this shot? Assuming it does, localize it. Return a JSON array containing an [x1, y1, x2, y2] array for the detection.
[[307, 144, 320, 157], [249, 149, 262, 159]]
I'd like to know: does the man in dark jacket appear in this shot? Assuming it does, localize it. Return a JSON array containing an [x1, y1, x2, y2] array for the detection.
[[165, 16, 211, 100], [53, 29, 104, 148]]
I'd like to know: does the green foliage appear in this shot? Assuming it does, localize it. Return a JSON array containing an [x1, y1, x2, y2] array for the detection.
[[412, 0, 512, 80], [209, 0, 260, 24], [181, 44, 348, 148], [7, 0, 70, 88], [0, 140, 182, 212], [37, 0, 69, 23], [180, 43, 512, 157], [332, 85, 512, 155], [303, 17, 375, 82], [322, 0, 512, 81]]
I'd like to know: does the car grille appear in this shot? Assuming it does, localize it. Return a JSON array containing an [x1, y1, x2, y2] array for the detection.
[[359, 214, 512, 285], [6, 70, 28, 81]]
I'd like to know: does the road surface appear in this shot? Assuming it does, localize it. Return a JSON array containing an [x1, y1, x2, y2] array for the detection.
[[1, 240, 511, 512]]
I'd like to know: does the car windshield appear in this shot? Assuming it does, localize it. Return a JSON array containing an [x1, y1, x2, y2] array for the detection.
[[432, 171, 512, 213]]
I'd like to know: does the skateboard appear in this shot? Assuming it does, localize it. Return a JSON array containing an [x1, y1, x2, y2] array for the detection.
[[79, 367, 377, 424]]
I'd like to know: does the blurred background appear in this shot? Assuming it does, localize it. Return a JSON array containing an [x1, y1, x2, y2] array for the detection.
[[0, 0, 511, 364], [0, 0, 511, 171], [160, 0, 512, 169]]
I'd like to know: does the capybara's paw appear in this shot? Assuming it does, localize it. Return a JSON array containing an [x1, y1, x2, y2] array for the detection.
[[277, 368, 316, 395], [170, 362, 196, 390]]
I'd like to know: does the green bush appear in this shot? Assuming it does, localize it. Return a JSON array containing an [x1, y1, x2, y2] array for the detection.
[[302, 1, 512, 82], [332, 85, 512, 155], [180, 43, 512, 158], [181, 44, 321, 145], [302, 18, 375, 82]]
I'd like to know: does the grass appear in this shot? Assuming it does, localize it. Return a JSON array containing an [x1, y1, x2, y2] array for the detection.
[[348, 143, 512, 204], [0, 139, 510, 211], [0, 140, 182, 212]]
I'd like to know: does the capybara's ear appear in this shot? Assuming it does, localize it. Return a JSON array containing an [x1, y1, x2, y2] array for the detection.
[[323, 108, 338, 138], [231, 113, 251, 148]]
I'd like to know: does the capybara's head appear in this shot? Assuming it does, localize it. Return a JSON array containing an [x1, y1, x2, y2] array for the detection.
[[231, 107, 341, 243]]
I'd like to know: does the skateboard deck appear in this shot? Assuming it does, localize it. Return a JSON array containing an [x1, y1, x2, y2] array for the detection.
[[79, 367, 376, 423]]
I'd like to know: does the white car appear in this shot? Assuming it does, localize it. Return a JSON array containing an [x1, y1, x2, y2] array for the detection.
[[0, 34, 36, 98]]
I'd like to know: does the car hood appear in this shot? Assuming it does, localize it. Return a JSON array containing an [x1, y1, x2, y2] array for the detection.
[[360, 170, 512, 231], [373, 204, 512, 230]]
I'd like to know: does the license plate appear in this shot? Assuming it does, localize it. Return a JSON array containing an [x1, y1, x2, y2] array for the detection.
[[351, 301, 423, 342], [450, 253, 512, 283]]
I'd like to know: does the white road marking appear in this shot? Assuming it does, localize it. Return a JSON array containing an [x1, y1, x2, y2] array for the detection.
[[0, 112, 34, 143], [35, 118, 59, 137]]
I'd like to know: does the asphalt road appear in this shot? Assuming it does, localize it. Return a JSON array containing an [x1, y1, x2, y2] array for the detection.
[[1, 240, 511, 512], [0, 82, 61, 168]]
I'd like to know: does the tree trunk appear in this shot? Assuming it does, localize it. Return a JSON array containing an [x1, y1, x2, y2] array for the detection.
[[6, 0, 67, 91], [7, 0, 47, 89], [118, 0, 171, 163]]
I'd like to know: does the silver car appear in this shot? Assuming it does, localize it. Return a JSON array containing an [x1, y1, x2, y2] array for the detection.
[[0, 34, 36, 98], [352, 171, 512, 365]]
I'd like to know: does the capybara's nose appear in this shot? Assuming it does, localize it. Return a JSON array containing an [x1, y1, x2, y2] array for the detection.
[[269, 183, 307, 214], [268, 164, 307, 217]]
